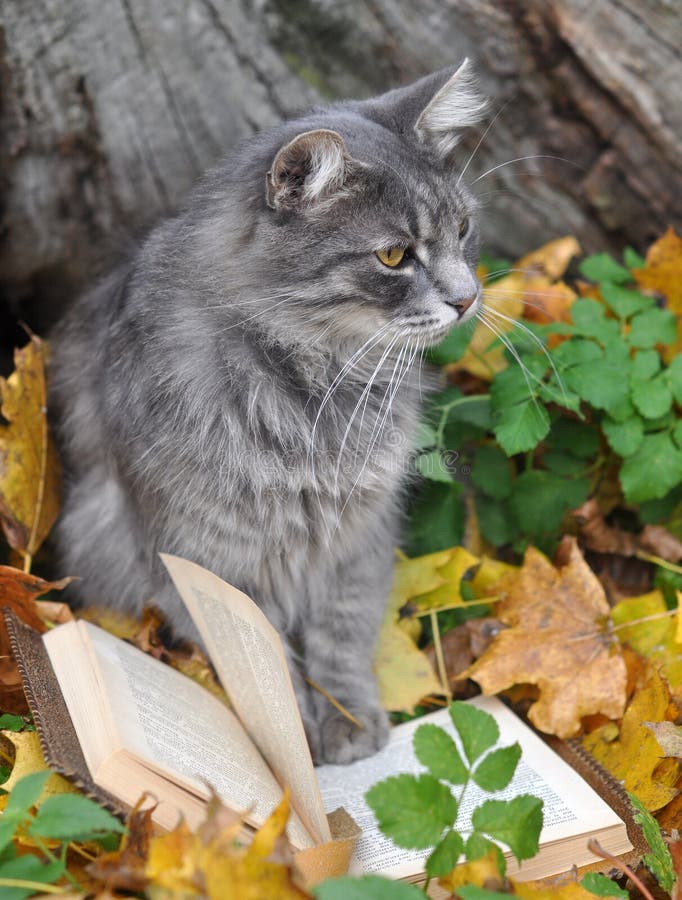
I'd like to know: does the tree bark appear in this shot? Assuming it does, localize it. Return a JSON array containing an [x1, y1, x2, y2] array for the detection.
[[1, 0, 680, 340]]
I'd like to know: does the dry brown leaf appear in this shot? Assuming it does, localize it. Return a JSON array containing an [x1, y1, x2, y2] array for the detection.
[[583, 665, 679, 811], [465, 538, 627, 738], [0, 566, 73, 713], [573, 498, 682, 562], [643, 721, 682, 758], [88, 800, 155, 892], [0, 335, 60, 559]]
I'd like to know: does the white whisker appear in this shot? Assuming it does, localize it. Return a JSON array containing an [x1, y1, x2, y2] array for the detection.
[[472, 155, 583, 184]]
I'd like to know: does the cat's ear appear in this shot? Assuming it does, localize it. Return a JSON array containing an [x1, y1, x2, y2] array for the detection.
[[266, 129, 360, 211], [414, 59, 487, 157]]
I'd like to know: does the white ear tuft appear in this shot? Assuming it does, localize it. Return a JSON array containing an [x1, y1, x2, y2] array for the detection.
[[414, 59, 488, 157], [266, 129, 356, 210]]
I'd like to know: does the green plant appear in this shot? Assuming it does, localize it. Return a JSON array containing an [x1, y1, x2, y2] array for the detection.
[[408, 247, 682, 556], [0, 770, 125, 899], [315, 701, 543, 898]]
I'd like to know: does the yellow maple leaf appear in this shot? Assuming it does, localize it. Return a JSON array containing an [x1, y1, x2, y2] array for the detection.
[[376, 548, 488, 712], [611, 590, 682, 691], [465, 539, 627, 738], [145, 790, 308, 899], [438, 848, 503, 892], [0, 336, 60, 560], [583, 664, 679, 811], [0, 730, 77, 806]]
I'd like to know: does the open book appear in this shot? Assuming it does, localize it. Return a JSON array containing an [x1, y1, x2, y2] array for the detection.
[[9, 555, 633, 886]]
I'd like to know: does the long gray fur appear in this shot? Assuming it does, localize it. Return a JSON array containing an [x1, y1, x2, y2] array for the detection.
[[49, 62, 486, 764]]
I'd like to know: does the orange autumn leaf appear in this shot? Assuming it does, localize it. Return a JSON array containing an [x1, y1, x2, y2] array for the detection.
[[582, 665, 679, 812], [0, 335, 61, 560], [465, 538, 627, 738], [635, 226, 682, 311]]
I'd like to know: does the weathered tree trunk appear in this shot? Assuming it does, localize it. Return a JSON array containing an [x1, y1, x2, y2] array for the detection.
[[1, 0, 680, 345]]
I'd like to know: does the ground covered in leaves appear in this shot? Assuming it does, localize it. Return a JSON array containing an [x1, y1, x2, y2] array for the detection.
[[1, 229, 682, 897]]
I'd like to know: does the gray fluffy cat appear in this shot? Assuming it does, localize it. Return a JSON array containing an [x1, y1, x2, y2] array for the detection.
[[49, 61, 486, 764]]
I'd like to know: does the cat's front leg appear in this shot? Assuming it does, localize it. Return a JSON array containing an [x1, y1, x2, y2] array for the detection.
[[303, 546, 392, 764]]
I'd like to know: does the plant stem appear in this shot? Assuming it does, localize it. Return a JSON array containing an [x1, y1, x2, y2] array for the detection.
[[0, 879, 68, 893], [304, 678, 364, 729], [611, 609, 676, 632], [587, 839, 655, 900], [29, 833, 83, 891], [636, 552, 682, 575], [430, 610, 452, 701]]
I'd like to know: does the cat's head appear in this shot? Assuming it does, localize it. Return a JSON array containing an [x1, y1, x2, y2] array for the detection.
[[232, 61, 487, 351]]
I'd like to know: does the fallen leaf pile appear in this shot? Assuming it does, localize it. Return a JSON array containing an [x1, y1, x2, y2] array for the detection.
[[1, 229, 682, 896]]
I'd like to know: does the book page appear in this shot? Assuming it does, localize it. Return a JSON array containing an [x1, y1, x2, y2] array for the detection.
[[45, 620, 313, 850], [316, 695, 629, 880], [161, 554, 331, 845]]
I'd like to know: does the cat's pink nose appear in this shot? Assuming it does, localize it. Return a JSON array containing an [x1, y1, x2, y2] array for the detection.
[[448, 293, 477, 314]]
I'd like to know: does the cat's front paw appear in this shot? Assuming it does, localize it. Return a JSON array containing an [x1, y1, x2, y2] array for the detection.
[[317, 705, 389, 764]]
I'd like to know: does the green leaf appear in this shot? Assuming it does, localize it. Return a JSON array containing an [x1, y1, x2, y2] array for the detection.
[[601, 283, 654, 319], [28, 794, 125, 842], [416, 451, 454, 483], [365, 774, 458, 850], [426, 830, 464, 877], [471, 446, 513, 500], [472, 743, 521, 791], [4, 771, 51, 818], [475, 496, 518, 547], [457, 888, 510, 900], [490, 366, 536, 409], [631, 376, 673, 419], [465, 833, 506, 876], [542, 450, 588, 476], [551, 337, 602, 369], [620, 432, 682, 502], [414, 724, 468, 784], [0, 715, 26, 733], [0, 819, 18, 856], [667, 355, 682, 404], [412, 422, 437, 450], [673, 420, 682, 450], [570, 299, 620, 344], [628, 308, 677, 349], [629, 793, 675, 892], [445, 395, 493, 431], [563, 356, 631, 414], [406, 481, 465, 557], [472, 795, 543, 862], [314, 875, 425, 900], [449, 702, 499, 765], [623, 247, 646, 270], [0, 855, 65, 900], [493, 399, 550, 456], [509, 470, 589, 543], [580, 253, 632, 284], [581, 872, 629, 899], [602, 417, 644, 457], [631, 350, 661, 381], [428, 322, 475, 366], [548, 419, 600, 458]]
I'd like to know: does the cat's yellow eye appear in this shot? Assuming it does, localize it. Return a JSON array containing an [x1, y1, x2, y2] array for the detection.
[[376, 247, 406, 268], [459, 217, 470, 239]]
